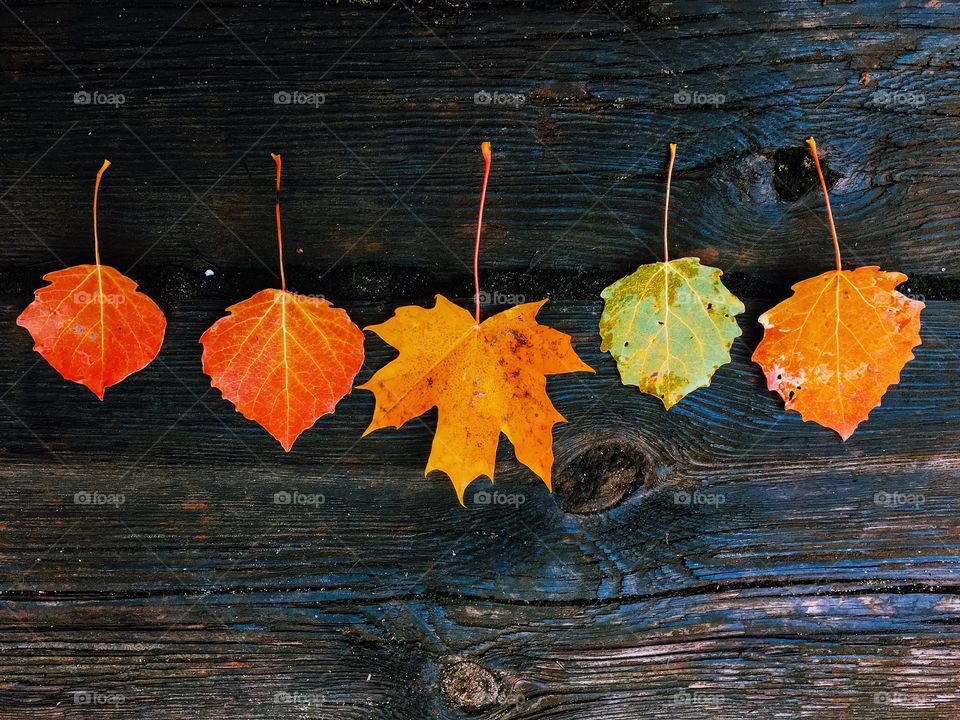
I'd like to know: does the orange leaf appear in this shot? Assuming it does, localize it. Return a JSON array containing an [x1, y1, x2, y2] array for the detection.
[[361, 141, 592, 502], [752, 138, 923, 439], [200, 289, 364, 451], [361, 297, 592, 502], [199, 153, 364, 450], [17, 160, 166, 399], [753, 267, 922, 439]]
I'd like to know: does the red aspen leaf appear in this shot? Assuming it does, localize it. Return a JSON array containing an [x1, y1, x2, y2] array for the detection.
[[360, 143, 593, 503], [201, 289, 364, 451], [199, 154, 364, 451], [17, 160, 166, 399], [752, 138, 923, 439]]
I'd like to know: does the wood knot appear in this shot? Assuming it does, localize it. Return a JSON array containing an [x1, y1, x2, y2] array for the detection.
[[768, 145, 840, 202], [553, 440, 649, 514], [439, 661, 501, 713]]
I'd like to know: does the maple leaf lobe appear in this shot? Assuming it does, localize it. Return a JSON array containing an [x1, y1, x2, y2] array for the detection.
[[200, 288, 364, 451], [360, 295, 593, 503], [17, 264, 166, 399], [753, 266, 923, 440]]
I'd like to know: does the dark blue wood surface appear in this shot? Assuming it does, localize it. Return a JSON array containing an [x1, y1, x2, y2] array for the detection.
[[0, 1, 958, 717]]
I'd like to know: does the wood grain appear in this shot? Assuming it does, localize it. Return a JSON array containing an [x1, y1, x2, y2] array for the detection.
[[0, 0, 958, 289], [0, 0, 958, 718]]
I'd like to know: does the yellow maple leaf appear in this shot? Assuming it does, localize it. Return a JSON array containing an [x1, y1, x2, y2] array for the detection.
[[360, 296, 593, 502]]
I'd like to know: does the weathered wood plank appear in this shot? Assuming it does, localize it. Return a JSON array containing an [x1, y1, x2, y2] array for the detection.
[[0, 0, 957, 285], [2, 589, 960, 718], [0, 298, 958, 719], [0, 0, 958, 718], [1, 298, 957, 471]]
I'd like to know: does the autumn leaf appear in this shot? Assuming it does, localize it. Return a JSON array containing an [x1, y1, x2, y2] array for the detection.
[[361, 296, 592, 502], [600, 144, 743, 408], [601, 258, 743, 408], [200, 289, 364, 451], [752, 138, 923, 439], [360, 143, 593, 502], [17, 160, 166, 399], [200, 154, 364, 451]]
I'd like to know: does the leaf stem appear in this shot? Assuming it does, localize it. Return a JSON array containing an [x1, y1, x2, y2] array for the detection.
[[806, 137, 841, 272], [93, 159, 110, 266], [662, 144, 677, 264], [474, 141, 492, 324], [271, 153, 286, 292]]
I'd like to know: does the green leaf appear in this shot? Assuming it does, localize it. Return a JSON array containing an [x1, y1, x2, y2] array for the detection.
[[599, 256, 744, 409]]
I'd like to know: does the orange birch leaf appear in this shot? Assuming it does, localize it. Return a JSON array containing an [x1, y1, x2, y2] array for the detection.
[[199, 154, 364, 451], [752, 138, 923, 439], [17, 160, 166, 399], [360, 143, 593, 503]]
